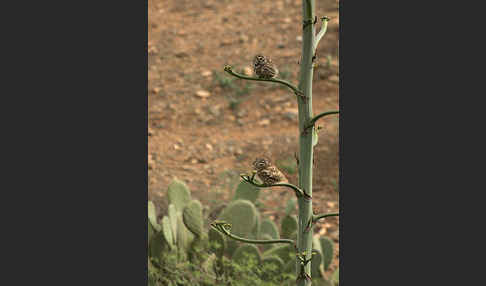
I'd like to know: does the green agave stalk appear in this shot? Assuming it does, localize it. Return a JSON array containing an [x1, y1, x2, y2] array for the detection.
[[214, 0, 339, 285]]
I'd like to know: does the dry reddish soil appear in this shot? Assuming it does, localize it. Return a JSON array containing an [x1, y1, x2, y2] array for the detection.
[[148, 0, 340, 276]]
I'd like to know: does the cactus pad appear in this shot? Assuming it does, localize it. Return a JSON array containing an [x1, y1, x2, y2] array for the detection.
[[310, 248, 323, 278], [176, 214, 194, 252], [218, 200, 258, 237], [208, 227, 226, 258], [320, 236, 334, 271], [188, 237, 206, 264], [261, 255, 284, 270], [289, 231, 298, 240], [262, 244, 294, 261], [232, 244, 261, 265], [148, 201, 161, 232], [149, 231, 169, 265], [260, 234, 275, 251], [260, 218, 279, 239], [281, 215, 298, 239], [261, 255, 285, 281], [183, 200, 203, 237], [285, 198, 297, 215], [226, 240, 239, 257], [167, 179, 192, 212], [201, 253, 217, 277], [148, 222, 154, 246], [250, 210, 261, 240], [168, 204, 178, 243], [283, 260, 296, 274], [233, 180, 260, 203], [161, 216, 174, 248], [312, 236, 324, 278]]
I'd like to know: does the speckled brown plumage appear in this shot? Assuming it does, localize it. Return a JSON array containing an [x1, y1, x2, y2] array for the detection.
[[252, 157, 287, 185], [253, 55, 278, 79]]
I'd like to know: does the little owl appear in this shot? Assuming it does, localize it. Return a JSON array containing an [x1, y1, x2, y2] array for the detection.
[[253, 55, 278, 79], [252, 157, 287, 185]]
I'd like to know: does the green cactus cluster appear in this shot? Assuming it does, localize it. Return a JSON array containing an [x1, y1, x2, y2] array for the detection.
[[308, 235, 339, 285], [148, 178, 339, 285], [214, 191, 338, 283], [148, 179, 203, 266]]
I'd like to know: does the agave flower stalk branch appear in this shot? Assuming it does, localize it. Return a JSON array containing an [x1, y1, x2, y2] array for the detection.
[[210, 221, 295, 245], [224, 65, 303, 96], [312, 212, 339, 223], [305, 110, 339, 130], [314, 17, 330, 53], [240, 175, 305, 197]]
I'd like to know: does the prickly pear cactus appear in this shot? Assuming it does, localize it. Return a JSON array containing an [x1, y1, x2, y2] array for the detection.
[[148, 201, 161, 232], [260, 234, 275, 251], [262, 244, 294, 261], [183, 200, 203, 237], [188, 235, 207, 264], [312, 236, 324, 278], [233, 180, 260, 203], [285, 198, 297, 215], [208, 227, 226, 258], [219, 200, 258, 237], [148, 221, 154, 247], [260, 218, 279, 239], [168, 204, 178, 243], [232, 244, 261, 265], [167, 179, 192, 212], [281, 215, 298, 239], [251, 210, 261, 240], [261, 255, 284, 270], [261, 255, 285, 281], [219, 199, 258, 256], [283, 259, 296, 274], [289, 231, 298, 240], [310, 248, 323, 278], [161, 216, 174, 248], [201, 253, 217, 277], [226, 240, 239, 257], [320, 236, 334, 271], [176, 214, 194, 253], [149, 231, 169, 266]]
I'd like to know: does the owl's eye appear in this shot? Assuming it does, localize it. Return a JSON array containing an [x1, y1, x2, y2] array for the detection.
[[258, 162, 265, 167]]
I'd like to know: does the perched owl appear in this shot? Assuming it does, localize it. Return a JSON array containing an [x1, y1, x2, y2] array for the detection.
[[252, 157, 287, 185], [253, 55, 279, 79]]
